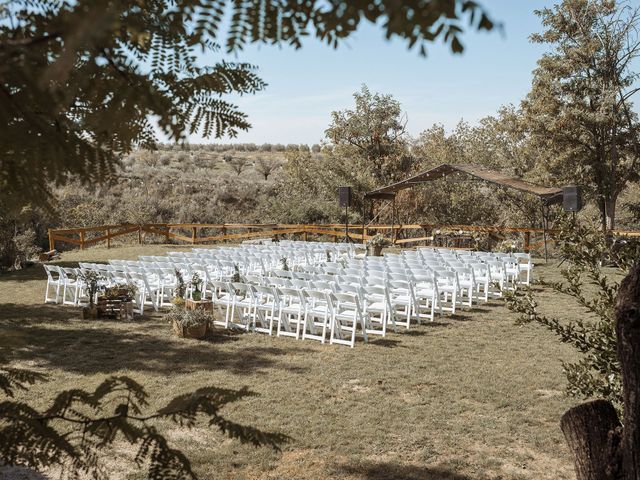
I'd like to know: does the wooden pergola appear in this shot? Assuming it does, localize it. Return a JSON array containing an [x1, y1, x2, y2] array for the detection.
[[363, 163, 564, 257]]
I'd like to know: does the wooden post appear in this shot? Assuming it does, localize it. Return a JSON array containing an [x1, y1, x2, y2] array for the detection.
[[303, 230, 308, 242], [164, 225, 169, 244], [107, 228, 111, 249], [524, 231, 530, 254], [423, 226, 429, 247], [138, 226, 142, 244], [221, 226, 227, 244], [192, 226, 197, 244], [48, 229, 54, 252], [363, 226, 369, 244], [80, 230, 85, 250]]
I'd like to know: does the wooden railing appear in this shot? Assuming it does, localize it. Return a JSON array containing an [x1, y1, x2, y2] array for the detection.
[[48, 223, 640, 253]]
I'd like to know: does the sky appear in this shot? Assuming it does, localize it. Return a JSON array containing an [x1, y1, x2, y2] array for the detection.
[[188, 1, 560, 145]]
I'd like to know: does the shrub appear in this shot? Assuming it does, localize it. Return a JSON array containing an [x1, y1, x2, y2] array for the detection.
[[12, 229, 42, 268]]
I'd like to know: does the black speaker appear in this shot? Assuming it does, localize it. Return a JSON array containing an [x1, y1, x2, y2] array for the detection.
[[339, 186, 352, 208], [563, 186, 582, 212]]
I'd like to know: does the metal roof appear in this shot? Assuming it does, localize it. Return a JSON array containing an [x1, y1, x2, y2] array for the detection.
[[365, 163, 563, 203]]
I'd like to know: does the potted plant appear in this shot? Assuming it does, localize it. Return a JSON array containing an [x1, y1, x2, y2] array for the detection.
[[280, 257, 289, 272], [79, 270, 102, 319], [172, 268, 186, 307], [190, 272, 203, 301], [366, 233, 391, 256], [167, 307, 212, 339]]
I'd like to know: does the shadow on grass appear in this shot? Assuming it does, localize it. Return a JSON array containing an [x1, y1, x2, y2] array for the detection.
[[0, 304, 313, 377], [368, 338, 404, 349], [417, 322, 452, 329], [0, 264, 47, 283], [0, 303, 75, 324], [336, 461, 474, 480]]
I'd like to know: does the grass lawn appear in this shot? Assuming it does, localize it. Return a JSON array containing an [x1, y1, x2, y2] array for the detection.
[[0, 245, 580, 479]]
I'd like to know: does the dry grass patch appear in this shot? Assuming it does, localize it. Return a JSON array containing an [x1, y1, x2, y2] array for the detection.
[[0, 247, 580, 479]]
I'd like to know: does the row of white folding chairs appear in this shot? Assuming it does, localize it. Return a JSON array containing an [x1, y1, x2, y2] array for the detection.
[[404, 249, 533, 285], [291, 262, 472, 315], [351, 253, 524, 294], [305, 254, 503, 311], [258, 269, 441, 325], [209, 280, 402, 347], [44, 264, 154, 315]]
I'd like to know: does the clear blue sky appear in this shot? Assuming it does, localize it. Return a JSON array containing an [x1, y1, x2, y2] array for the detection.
[[189, 1, 559, 145]]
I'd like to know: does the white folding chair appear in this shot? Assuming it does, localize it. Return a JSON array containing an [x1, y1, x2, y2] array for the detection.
[[43, 265, 64, 304], [277, 287, 306, 339], [331, 292, 368, 348], [302, 290, 333, 344]]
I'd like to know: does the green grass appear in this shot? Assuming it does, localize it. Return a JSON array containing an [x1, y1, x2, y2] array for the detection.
[[0, 246, 580, 479]]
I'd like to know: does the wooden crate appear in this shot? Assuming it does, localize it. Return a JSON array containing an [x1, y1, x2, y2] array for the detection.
[[97, 296, 134, 320], [185, 299, 213, 312]]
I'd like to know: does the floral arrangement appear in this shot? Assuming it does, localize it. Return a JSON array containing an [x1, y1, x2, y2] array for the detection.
[[166, 307, 212, 328], [367, 233, 391, 248], [103, 283, 137, 301], [190, 272, 203, 301], [280, 257, 290, 272], [173, 268, 186, 301], [79, 270, 103, 308]]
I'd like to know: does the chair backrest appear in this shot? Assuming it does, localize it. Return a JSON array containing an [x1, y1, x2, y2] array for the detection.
[[44, 264, 61, 281], [304, 289, 333, 310], [254, 285, 279, 303], [310, 280, 334, 292], [278, 287, 306, 306], [332, 292, 362, 312]]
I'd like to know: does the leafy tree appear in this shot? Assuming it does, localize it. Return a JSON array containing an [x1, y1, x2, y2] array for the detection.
[[325, 85, 411, 185], [1, 0, 496, 212], [507, 219, 640, 410], [0, 358, 287, 479], [408, 123, 501, 225], [522, 0, 640, 230]]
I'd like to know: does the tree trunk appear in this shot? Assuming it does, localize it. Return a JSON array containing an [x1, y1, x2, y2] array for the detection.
[[616, 261, 640, 480], [561, 262, 640, 480], [605, 196, 617, 231], [561, 400, 622, 480]]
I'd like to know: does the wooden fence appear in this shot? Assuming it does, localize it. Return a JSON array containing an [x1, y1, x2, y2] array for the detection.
[[47, 223, 640, 254]]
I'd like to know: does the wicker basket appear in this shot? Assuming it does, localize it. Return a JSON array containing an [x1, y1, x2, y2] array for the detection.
[[172, 319, 209, 339]]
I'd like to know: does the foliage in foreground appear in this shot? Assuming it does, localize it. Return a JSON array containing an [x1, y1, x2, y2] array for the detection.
[[507, 220, 640, 409], [0, 0, 495, 213], [0, 357, 288, 479]]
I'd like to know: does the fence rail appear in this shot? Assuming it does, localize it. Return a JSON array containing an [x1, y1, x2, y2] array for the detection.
[[48, 223, 640, 254]]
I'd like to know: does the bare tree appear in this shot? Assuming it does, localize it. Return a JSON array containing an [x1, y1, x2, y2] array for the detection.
[[228, 156, 249, 176], [254, 157, 280, 180]]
